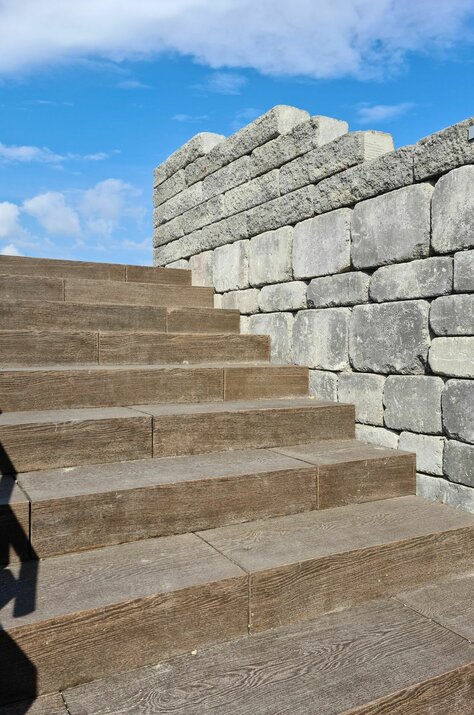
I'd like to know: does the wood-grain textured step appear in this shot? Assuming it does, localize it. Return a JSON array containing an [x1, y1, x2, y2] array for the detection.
[[167, 306, 240, 333], [62, 598, 474, 715], [0, 407, 152, 472], [0, 534, 247, 702], [0, 477, 30, 564], [0, 275, 63, 302], [0, 330, 99, 367], [64, 278, 213, 308], [197, 495, 474, 633], [0, 693, 68, 715]]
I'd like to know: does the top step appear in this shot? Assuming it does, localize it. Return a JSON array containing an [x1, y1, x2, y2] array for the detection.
[[0, 255, 191, 286]]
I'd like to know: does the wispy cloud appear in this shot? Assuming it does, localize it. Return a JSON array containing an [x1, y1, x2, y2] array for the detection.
[[194, 72, 247, 95], [0, 243, 24, 256], [172, 113, 209, 122], [116, 79, 151, 89], [23, 192, 82, 236], [231, 107, 262, 131], [356, 102, 414, 124], [0, 141, 115, 165]]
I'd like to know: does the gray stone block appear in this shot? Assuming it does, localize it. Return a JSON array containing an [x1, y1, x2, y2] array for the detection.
[[248, 227, 293, 286], [454, 249, 474, 292], [308, 272, 369, 308], [384, 375, 444, 434], [154, 132, 225, 186], [202, 156, 250, 201], [352, 184, 433, 270], [248, 312, 294, 363], [250, 115, 348, 178], [444, 440, 474, 488], [313, 146, 414, 214], [165, 259, 189, 270], [430, 294, 474, 335], [338, 372, 385, 426], [212, 240, 249, 292], [416, 473, 474, 514], [221, 289, 260, 314], [442, 379, 474, 443], [293, 308, 350, 370], [154, 181, 203, 225], [224, 170, 280, 217], [309, 370, 338, 401], [280, 131, 394, 195], [350, 301, 430, 374], [355, 424, 399, 450], [153, 215, 184, 247], [200, 214, 250, 251], [432, 166, 474, 254], [398, 432, 444, 476], [189, 251, 213, 287], [181, 195, 225, 235], [259, 281, 307, 312], [153, 169, 186, 206], [414, 116, 474, 181], [293, 209, 351, 279], [370, 257, 452, 302], [246, 185, 314, 237], [429, 337, 474, 378]]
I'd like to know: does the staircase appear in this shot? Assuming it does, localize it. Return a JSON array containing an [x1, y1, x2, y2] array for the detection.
[[0, 255, 472, 715]]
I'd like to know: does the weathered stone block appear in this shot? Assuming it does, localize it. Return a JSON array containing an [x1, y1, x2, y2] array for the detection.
[[308, 272, 369, 308], [313, 146, 414, 214], [293, 209, 351, 279], [154, 132, 225, 186], [398, 432, 444, 476], [429, 337, 474, 378], [153, 215, 184, 246], [338, 372, 385, 426], [200, 214, 249, 251], [221, 289, 260, 314], [202, 156, 250, 201], [165, 259, 189, 270], [309, 370, 338, 401], [248, 312, 294, 363], [248, 227, 293, 286], [355, 424, 399, 450], [259, 281, 307, 312], [414, 116, 474, 180], [444, 440, 474, 488], [432, 165, 474, 254], [293, 308, 350, 370], [280, 131, 394, 195], [430, 294, 474, 336], [384, 375, 444, 434], [352, 184, 432, 269], [370, 257, 452, 302], [350, 301, 430, 374], [212, 240, 249, 292], [189, 251, 213, 287], [416, 473, 474, 514], [246, 186, 314, 237], [154, 181, 203, 225], [153, 169, 186, 206], [181, 195, 225, 235], [454, 249, 474, 292], [442, 379, 474, 443], [224, 170, 279, 217]]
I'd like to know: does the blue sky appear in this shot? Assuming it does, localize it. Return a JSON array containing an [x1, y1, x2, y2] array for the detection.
[[0, 0, 473, 266]]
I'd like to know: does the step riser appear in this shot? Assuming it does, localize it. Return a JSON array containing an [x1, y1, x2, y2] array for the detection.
[[0, 331, 99, 367]]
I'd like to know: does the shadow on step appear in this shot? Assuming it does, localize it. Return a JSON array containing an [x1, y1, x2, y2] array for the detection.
[[0, 446, 39, 713]]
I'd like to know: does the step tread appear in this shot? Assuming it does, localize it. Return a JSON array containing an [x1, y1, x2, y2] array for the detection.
[[132, 397, 333, 416], [0, 361, 281, 373], [0, 693, 68, 715], [0, 406, 144, 426], [272, 439, 411, 465], [61, 597, 474, 715]]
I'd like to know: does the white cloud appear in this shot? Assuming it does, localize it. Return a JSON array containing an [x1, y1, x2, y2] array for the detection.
[[0, 243, 23, 256], [194, 72, 247, 94], [80, 178, 141, 236], [0, 201, 22, 238], [23, 192, 82, 236], [0, 141, 112, 164], [116, 79, 151, 89], [172, 113, 209, 122], [356, 102, 414, 124]]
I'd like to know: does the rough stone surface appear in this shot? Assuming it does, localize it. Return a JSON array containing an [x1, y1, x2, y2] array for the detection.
[[200, 214, 249, 251], [432, 165, 474, 254], [429, 337, 474, 378], [202, 156, 250, 201], [248, 227, 293, 286], [247, 185, 314, 237], [338, 372, 385, 426], [384, 375, 444, 434], [442, 379, 474, 443], [293, 308, 350, 370], [308, 272, 369, 308], [280, 131, 393, 195], [444, 440, 474, 488], [308, 369, 338, 401], [259, 281, 307, 312], [153, 215, 184, 246], [155, 181, 203, 225], [212, 240, 249, 292], [153, 169, 186, 205], [454, 249, 474, 292], [352, 184, 433, 269], [350, 301, 430, 374], [313, 146, 414, 214], [414, 117, 474, 180], [416, 473, 474, 514], [189, 251, 213, 287], [248, 312, 294, 363], [154, 132, 225, 186], [166, 259, 189, 269], [181, 195, 225, 235], [221, 288, 260, 314], [224, 170, 280, 217], [399, 432, 445, 476], [293, 209, 351, 279], [370, 257, 452, 302], [430, 294, 474, 336], [355, 424, 399, 450]]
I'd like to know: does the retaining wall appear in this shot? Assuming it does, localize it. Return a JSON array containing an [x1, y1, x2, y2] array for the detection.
[[153, 105, 474, 513]]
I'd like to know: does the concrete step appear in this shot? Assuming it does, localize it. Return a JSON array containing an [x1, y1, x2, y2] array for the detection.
[[0, 300, 240, 333], [0, 364, 308, 411], [18, 441, 415, 557], [0, 254, 191, 285], [0, 330, 269, 367], [0, 399, 351, 472], [0, 274, 213, 308], [0, 497, 472, 703]]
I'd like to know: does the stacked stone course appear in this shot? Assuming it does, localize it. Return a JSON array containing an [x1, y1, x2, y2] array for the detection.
[[153, 105, 474, 512]]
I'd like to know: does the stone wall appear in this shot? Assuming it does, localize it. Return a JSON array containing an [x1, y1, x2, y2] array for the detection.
[[153, 105, 474, 513]]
